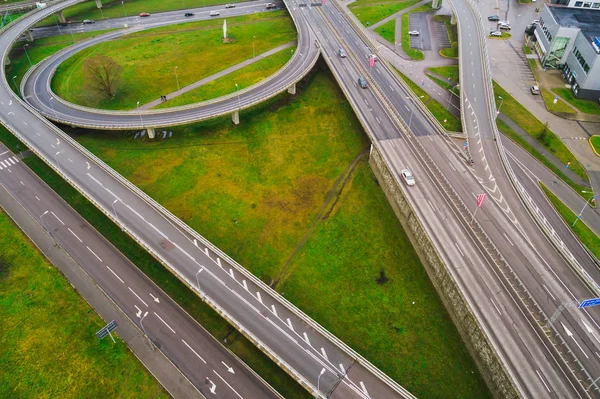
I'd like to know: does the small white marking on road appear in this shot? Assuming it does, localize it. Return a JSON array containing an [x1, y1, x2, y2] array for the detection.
[[213, 370, 243, 399], [287, 318, 294, 331], [8, 169, 12, 173], [242, 279, 248, 290], [389, 85, 395, 92], [454, 242, 464, 257], [321, 347, 328, 360], [364, 98, 369, 106], [503, 233, 514, 246], [50, 211, 65, 225], [68, 228, 82, 242], [256, 291, 262, 303], [129, 287, 148, 307], [490, 297, 502, 315], [449, 162, 456, 172], [86, 161, 90, 170], [20, 181, 25, 186], [86, 246, 102, 262], [0, 161, 6, 168], [427, 200, 436, 212], [35, 196, 40, 201], [36, 132, 41, 136], [375, 116, 380, 124], [303, 332, 311, 346], [542, 284, 557, 301], [106, 265, 124, 283], [536, 370, 551, 393], [154, 312, 176, 333], [7, 158, 15, 165], [204, 247, 209, 256], [182, 339, 207, 363], [404, 105, 410, 112], [68, 158, 73, 163], [359, 381, 370, 397], [229, 268, 235, 279], [216, 257, 221, 267], [271, 304, 278, 317], [339, 363, 346, 374], [23, 121, 27, 126]]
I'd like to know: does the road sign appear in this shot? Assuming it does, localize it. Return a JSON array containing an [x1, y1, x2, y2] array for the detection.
[[553, 96, 558, 104], [96, 320, 117, 342], [579, 298, 600, 308], [476, 193, 486, 207]]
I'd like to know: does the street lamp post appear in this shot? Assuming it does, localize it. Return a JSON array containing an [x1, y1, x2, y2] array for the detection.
[[316, 368, 326, 398], [407, 95, 425, 129], [252, 35, 256, 58], [121, 0, 127, 17], [136, 101, 144, 127], [573, 192, 597, 227], [54, 151, 62, 173], [174, 66, 180, 91], [11, 75, 17, 91], [497, 96, 504, 116], [23, 44, 32, 67], [49, 96, 56, 114], [140, 311, 155, 350], [55, 16, 63, 35], [235, 83, 241, 112]]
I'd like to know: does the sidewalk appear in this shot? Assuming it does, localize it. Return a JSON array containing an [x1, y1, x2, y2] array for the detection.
[[138, 41, 296, 110]]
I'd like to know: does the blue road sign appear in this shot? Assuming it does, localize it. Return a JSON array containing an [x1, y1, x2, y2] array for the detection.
[[579, 298, 600, 308]]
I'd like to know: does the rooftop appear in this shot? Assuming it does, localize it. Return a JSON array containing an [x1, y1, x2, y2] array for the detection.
[[547, 4, 600, 47]]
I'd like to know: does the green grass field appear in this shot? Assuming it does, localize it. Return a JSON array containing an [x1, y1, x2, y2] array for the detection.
[[0, 210, 168, 398], [434, 15, 458, 58], [401, 13, 423, 60], [374, 19, 395, 44], [35, 0, 249, 26], [65, 69, 487, 398], [552, 88, 600, 115], [540, 184, 599, 259], [427, 65, 459, 83], [493, 82, 588, 182], [349, 0, 420, 27], [154, 47, 294, 108], [541, 88, 576, 115], [591, 136, 600, 156], [52, 12, 296, 110]]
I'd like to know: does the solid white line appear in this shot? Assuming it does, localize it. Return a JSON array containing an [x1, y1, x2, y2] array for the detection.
[[0, 151, 6, 156], [287, 318, 294, 331], [182, 339, 207, 364], [490, 297, 502, 315], [454, 242, 464, 257], [448, 162, 456, 172], [256, 291, 262, 303], [213, 370, 244, 399], [303, 332, 311, 346], [106, 265, 124, 283], [68, 228, 82, 242], [35, 196, 40, 201], [271, 304, 278, 317], [502, 233, 514, 246], [359, 381, 370, 397], [50, 211, 64, 225], [86, 246, 102, 262], [321, 347, 328, 360], [542, 284, 557, 301], [129, 287, 148, 307], [536, 370, 551, 393], [154, 312, 176, 334]]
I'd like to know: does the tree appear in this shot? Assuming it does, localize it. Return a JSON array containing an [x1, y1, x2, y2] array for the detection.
[[376, 268, 389, 285], [83, 55, 122, 98]]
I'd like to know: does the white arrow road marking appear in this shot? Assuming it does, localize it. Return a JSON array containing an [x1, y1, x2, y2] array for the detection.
[[242, 280, 248, 290], [271, 305, 278, 317], [583, 320, 600, 345], [562, 322, 589, 358], [256, 291, 262, 303], [216, 257, 221, 267], [321, 347, 328, 360], [359, 381, 370, 397], [86, 161, 90, 170], [8, 100, 12, 105], [134, 305, 142, 318], [182, 339, 206, 363], [128, 287, 148, 307], [229, 268, 235, 279], [213, 371, 243, 398], [149, 293, 160, 303], [221, 361, 235, 374], [303, 332, 311, 346], [207, 377, 217, 394]]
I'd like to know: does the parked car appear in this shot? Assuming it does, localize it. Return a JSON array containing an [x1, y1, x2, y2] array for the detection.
[[339, 48, 347, 58], [139, 12, 150, 17], [530, 85, 540, 95], [184, 12, 195, 16], [488, 15, 500, 21], [408, 30, 419, 36], [401, 169, 415, 186], [358, 76, 368, 89], [531, 19, 539, 25], [225, 4, 236, 8], [210, 10, 220, 16], [489, 30, 502, 37], [82, 19, 95, 24], [266, 2, 276, 9], [498, 22, 511, 30]]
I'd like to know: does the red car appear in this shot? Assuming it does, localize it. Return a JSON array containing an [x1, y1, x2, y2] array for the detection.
[[139, 12, 150, 17]]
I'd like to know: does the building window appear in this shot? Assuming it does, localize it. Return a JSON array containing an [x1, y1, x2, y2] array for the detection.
[[583, 1, 591, 6], [574, 1, 583, 5], [593, 2, 600, 7]]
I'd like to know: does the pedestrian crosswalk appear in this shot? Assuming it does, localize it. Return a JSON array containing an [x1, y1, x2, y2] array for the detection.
[[0, 155, 19, 170]]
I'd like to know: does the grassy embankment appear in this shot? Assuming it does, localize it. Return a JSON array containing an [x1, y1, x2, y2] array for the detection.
[[0, 211, 168, 398], [374, 19, 395, 44], [552, 88, 600, 115], [540, 88, 576, 116], [433, 15, 458, 58], [5, 68, 490, 398], [426, 65, 459, 90], [349, 0, 420, 27], [540, 184, 599, 259], [52, 11, 296, 110]]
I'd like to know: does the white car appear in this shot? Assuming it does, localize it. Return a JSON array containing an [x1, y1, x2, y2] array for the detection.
[[408, 30, 420, 36], [489, 30, 502, 37], [401, 169, 415, 186], [210, 10, 220, 16]]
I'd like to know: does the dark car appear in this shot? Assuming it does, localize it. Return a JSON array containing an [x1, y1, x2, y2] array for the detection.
[[140, 12, 150, 17], [184, 12, 195, 17], [358, 77, 368, 89], [225, 4, 236, 8], [487, 15, 500, 21]]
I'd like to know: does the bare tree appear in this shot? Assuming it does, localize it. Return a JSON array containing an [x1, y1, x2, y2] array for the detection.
[[83, 55, 122, 98]]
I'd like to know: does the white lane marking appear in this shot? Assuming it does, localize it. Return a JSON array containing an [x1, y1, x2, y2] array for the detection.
[[129, 287, 148, 307], [449, 162, 456, 171], [242, 279, 248, 290], [106, 265, 124, 283], [7, 169, 11, 173], [271, 304, 278, 317], [50, 144, 55, 149], [454, 242, 464, 257], [256, 291, 262, 303], [68, 227, 82, 242], [490, 297, 502, 315], [216, 257, 221, 267], [50, 211, 65, 225], [20, 181, 25, 186], [359, 381, 370, 397], [0, 164, 3, 170], [561, 322, 588, 358], [213, 370, 243, 399], [229, 268, 235, 279], [287, 318, 294, 331], [536, 370, 551, 393], [321, 347, 328, 360], [0, 161, 6, 168], [0, 151, 6, 156], [542, 284, 556, 301], [303, 332, 311, 346], [182, 339, 207, 363], [503, 233, 514, 246], [427, 200, 436, 212], [36, 132, 41, 136], [35, 196, 40, 201], [68, 158, 73, 163], [149, 293, 160, 303], [12, 156, 18, 163], [389, 85, 395, 91], [86, 161, 90, 170], [147, 222, 168, 239], [375, 117, 380, 124], [339, 363, 346, 374], [7, 158, 15, 165], [154, 312, 176, 334], [86, 246, 102, 262]]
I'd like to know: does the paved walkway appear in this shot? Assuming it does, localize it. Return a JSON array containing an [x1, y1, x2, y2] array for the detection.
[[138, 41, 296, 110]]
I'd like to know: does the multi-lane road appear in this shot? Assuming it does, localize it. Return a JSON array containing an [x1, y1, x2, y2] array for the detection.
[[3, 0, 600, 398]]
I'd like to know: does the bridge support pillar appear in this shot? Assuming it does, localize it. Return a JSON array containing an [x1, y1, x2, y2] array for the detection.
[[146, 127, 155, 139], [95, 0, 103, 8], [57, 11, 66, 24], [25, 30, 34, 42], [232, 110, 240, 125], [450, 12, 457, 25], [287, 83, 296, 95]]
